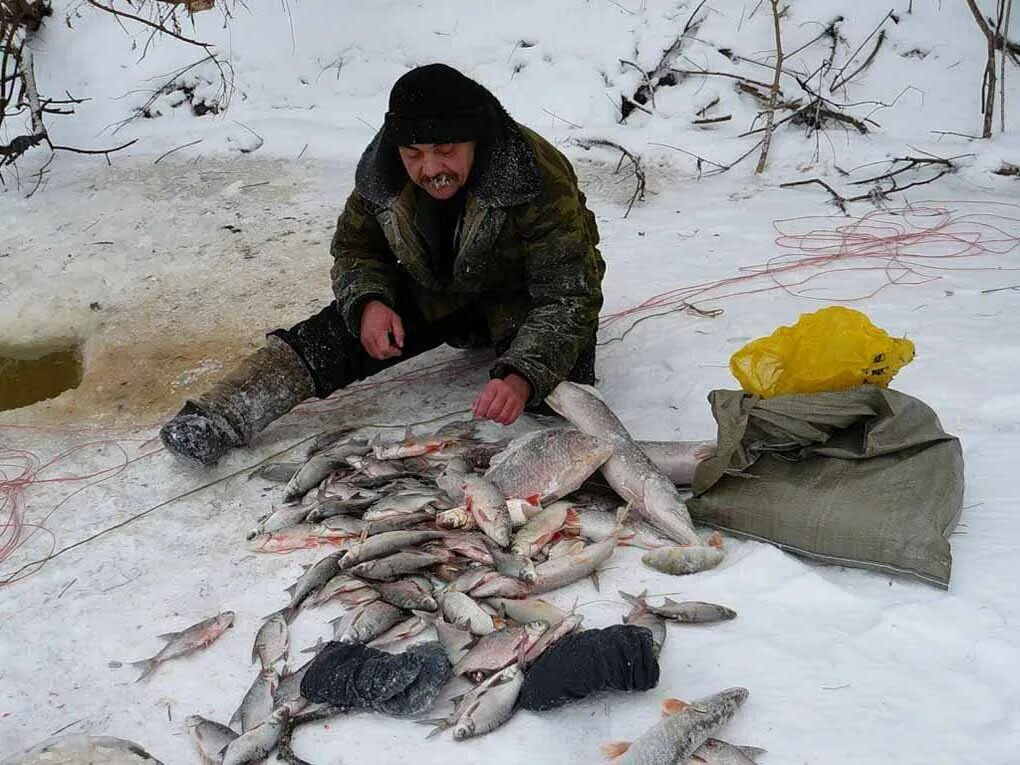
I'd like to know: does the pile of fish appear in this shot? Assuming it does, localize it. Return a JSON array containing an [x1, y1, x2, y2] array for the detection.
[[173, 381, 750, 763]]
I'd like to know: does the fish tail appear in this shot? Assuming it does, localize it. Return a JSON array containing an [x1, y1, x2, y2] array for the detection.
[[130, 658, 158, 682], [661, 697, 691, 716], [600, 741, 631, 759]]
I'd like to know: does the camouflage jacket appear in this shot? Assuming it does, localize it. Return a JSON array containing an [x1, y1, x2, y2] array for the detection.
[[329, 122, 605, 403]]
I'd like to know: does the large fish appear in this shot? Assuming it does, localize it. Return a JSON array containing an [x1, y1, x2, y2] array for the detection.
[[3, 735, 165, 765], [452, 664, 524, 741], [602, 687, 749, 764], [636, 440, 717, 486], [484, 428, 614, 502], [129, 611, 235, 681], [545, 382, 702, 546]]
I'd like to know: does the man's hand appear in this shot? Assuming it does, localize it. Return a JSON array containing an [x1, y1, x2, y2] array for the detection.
[[360, 300, 405, 360], [473, 373, 531, 425]]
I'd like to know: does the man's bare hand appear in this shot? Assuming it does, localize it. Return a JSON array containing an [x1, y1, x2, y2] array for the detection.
[[360, 300, 405, 360], [473, 373, 531, 425]]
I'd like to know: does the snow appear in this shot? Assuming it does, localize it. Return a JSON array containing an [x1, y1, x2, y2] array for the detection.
[[2, 1, 1020, 763]]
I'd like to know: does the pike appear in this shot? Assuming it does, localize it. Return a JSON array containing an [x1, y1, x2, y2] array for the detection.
[[229, 667, 278, 733], [129, 611, 234, 681], [685, 738, 765, 764], [620, 591, 736, 623], [601, 687, 749, 764], [339, 529, 446, 570], [484, 427, 614, 502], [545, 382, 702, 546], [283, 438, 370, 504], [186, 715, 238, 765], [221, 707, 289, 765]]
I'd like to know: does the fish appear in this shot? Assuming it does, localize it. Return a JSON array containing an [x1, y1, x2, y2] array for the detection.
[[565, 506, 671, 550], [452, 622, 547, 678], [346, 453, 411, 479], [221, 707, 290, 765], [436, 506, 478, 530], [280, 552, 342, 622], [362, 490, 446, 520], [485, 427, 614, 502], [601, 687, 749, 764], [485, 539, 537, 584], [505, 496, 544, 526], [635, 440, 717, 486], [247, 504, 310, 539], [641, 546, 724, 576], [252, 612, 288, 669], [348, 550, 447, 581], [452, 664, 524, 741], [523, 613, 583, 666], [3, 734, 165, 764], [461, 475, 512, 547], [686, 738, 764, 764], [248, 525, 353, 554], [529, 508, 626, 595], [304, 495, 379, 523], [186, 715, 238, 765], [229, 667, 278, 733], [369, 610, 435, 648], [448, 566, 496, 594], [544, 538, 587, 559], [373, 435, 461, 460], [441, 591, 495, 636], [248, 461, 303, 484], [620, 591, 736, 623], [468, 573, 532, 599], [622, 601, 667, 657], [309, 573, 370, 607], [372, 577, 438, 611], [331, 600, 405, 644], [487, 597, 567, 627], [511, 500, 571, 557], [545, 382, 702, 546], [305, 427, 357, 457], [283, 438, 370, 504], [273, 658, 314, 708], [339, 530, 446, 570], [129, 611, 234, 681], [438, 533, 494, 565], [435, 614, 476, 664]]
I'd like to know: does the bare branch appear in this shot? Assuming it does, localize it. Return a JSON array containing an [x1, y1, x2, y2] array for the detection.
[[573, 137, 646, 217], [755, 0, 784, 174]]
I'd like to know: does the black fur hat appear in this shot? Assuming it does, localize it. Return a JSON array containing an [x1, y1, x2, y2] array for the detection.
[[384, 63, 494, 146]]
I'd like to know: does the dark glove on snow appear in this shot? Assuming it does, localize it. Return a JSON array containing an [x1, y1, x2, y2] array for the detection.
[[159, 402, 240, 466], [518, 624, 659, 711]]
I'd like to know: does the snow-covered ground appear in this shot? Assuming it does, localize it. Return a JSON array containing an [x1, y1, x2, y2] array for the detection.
[[2, 1, 1019, 763]]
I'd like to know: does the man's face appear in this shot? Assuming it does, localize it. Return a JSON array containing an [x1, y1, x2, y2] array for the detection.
[[398, 141, 476, 200]]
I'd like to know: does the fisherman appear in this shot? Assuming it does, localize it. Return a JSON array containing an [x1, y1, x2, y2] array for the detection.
[[160, 63, 605, 465]]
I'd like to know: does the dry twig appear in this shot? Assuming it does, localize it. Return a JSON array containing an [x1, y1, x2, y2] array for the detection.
[[755, 0, 785, 173], [573, 137, 645, 216]]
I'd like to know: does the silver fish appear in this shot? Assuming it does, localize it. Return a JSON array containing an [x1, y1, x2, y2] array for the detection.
[[622, 602, 667, 657], [448, 566, 496, 594], [339, 530, 446, 570], [685, 738, 764, 764], [305, 427, 357, 457], [544, 538, 586, 559], [348, 550, 446, 581], [369, 610, 434, 648], [221, 707, 289, 765], [436, 506, 477, 530], [468, 573, 532, 599], [511, 500, 571, 557], [310, 572, 370, 607], [331, 600, 405, 644], [305, 495, 379, 523], [620, 591, 736, 623], [435, 615, 476, 664], [485, 427, 614, 502], [186, 715, 238, 765], [129, 611, 235, 681], [281, 552, 342, 621], [530, 510, 624, 594], [605, 687, 749, 765], [441, 591, 494, 636], [453, 622, 547, 677], [373, 577, 438, 611], [642, 546, 724, 575], [567, 506, 671, 549], [284, 439, 370, 503], [247, 504, 310, 539], [523, 613, 583, 666], [274, 658, 313, 708], [487, 597, 567, 627], [485, 540, 537, 584], [461, 475, 512, 547], [545, 382, 702, 546], [229, 667, 278, 733], [252, 613, 288, 669], [636, 440, 717, 486], [362, 490, 446, 520], [452, 664, 523, 741]]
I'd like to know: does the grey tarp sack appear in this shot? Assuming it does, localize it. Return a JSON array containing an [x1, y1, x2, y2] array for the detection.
[[688, 386, 964, 588]]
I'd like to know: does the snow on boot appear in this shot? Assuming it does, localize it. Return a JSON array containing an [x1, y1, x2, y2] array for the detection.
[[160, 337, 315, 466]]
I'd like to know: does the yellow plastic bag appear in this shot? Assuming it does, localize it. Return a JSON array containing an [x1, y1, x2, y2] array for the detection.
[[729, 306, 915, 398]]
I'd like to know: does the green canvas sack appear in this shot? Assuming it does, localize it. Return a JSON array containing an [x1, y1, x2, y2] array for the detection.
[[688, 386, 964, 588]]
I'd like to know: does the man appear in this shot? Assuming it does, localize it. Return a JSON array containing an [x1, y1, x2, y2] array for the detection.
[[160, 63, 605, 465]]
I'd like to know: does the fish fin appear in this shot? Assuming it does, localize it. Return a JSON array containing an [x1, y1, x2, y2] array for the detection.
[[526, 494, 541, 506], [590, 569, 601, 592], [707, 531, 725, 549], [156, 629, 182, 641], [661, 698, 691, 716], [737, 744, 768, 758], [618, 590, 640, 607], [614, 503, 631, 530], [130, 659, 158, 682], [662, 597, 683, 609], [690, 756, 708, 764], [279, 604, 298, 624], [600, 741, 631, 759], [416, 718, 450, 739]]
